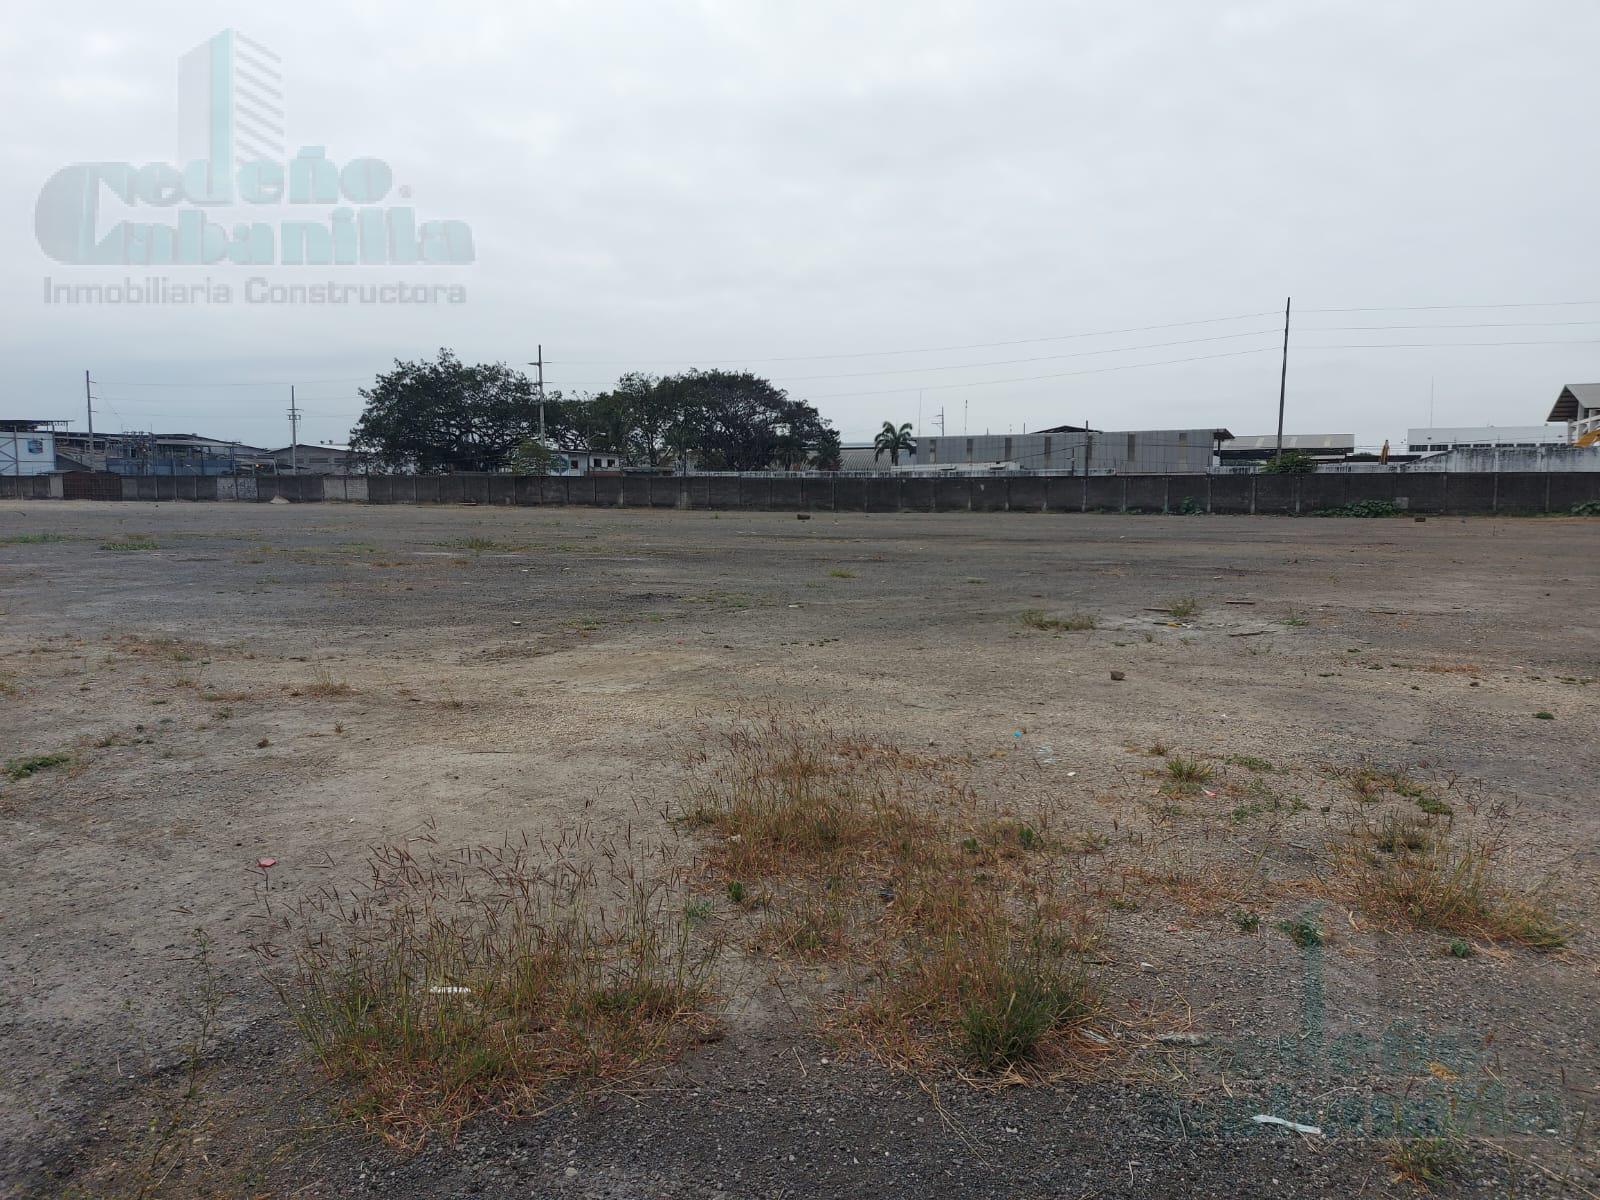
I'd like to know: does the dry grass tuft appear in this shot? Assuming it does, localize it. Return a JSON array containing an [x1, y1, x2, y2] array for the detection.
[[682, 714, 1103, 1074], [255, 829, 720, 1148], [290, 665, 357, 698], [1020, 609, 1097, 632], [1384, 1134, 1467, 1187], [1345, 815, 1567, 950], [114, 634, 209, 663]]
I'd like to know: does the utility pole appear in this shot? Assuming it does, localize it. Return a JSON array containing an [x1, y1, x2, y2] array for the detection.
[[288, 386, 300, 474], [535, 345, 546, 446], [1274, 296, 1291, 460], [84, 370, 95, 462]]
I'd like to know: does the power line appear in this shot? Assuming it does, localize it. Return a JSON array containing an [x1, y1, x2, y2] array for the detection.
[[1294, 338, 1600, 350], [1301, 300, 1600, 314], [92, 377, 372, 388], [544, 308, 1281, 365], [800, 346, 1278, 401], [722, 329, 1279, 384], [1303, 319, 1600, 331]]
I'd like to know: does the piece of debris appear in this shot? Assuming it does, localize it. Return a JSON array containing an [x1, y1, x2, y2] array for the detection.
[[796, 513, 811, 521], [1251, 1114, 1323, 1136], [428, 985, 471, 996], [1228, 630, 1267, 638], [511, 620, 522, 626], [257, 857, 277, 869], [1109, 670, 1126, 681], [1155, 1032, 1210, 1046]]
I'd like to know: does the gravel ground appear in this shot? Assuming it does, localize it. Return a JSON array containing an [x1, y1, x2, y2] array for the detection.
[[1, 500, 1596, 1198]]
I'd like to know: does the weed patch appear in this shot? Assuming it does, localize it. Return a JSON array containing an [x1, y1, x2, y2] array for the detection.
[[1345, 820, 1567, 949], [1020, 609, 1097, 632], [682, 715, 1103, 1074], [257, 831, 720, 1147], [1164, 596, 1200, 620], [1313, 500, 1402, 518], [5, 752, 71, 781], [1384, 1134, 1467, 1187]]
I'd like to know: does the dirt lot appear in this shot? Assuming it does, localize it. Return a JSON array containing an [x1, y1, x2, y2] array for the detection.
[[1, 500, 1597, 1199]]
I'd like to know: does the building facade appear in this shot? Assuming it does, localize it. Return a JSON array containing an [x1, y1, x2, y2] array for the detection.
[[919, 428, 1230, 474], [0, 420, 61, 476], [1548, 384, 1600, 445], [1408, 426, 1566, 452]]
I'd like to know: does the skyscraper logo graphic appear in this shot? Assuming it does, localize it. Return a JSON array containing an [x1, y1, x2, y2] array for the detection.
[[179, 30, 285, 179]]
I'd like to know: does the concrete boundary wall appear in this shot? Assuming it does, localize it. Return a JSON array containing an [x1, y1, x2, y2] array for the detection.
[[9, 472, 1600, 515]]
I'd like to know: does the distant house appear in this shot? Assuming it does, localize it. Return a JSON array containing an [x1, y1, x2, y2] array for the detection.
[[1548, 384, 1600, 445], [551, 449, 624, 475]]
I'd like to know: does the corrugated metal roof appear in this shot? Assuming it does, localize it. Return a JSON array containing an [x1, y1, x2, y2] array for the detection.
[[1548, 383, 1600, 422]]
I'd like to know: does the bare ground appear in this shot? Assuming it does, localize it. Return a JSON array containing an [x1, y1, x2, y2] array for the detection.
[[1, 500, 1597, 1198]]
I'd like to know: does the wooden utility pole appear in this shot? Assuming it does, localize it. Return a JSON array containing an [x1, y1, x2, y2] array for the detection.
[[1274, 297, 1292, 460]]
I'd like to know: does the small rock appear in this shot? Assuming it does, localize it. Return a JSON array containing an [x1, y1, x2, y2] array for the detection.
[[1109, 670, 1125, 681], [796, 513, 811, 521]]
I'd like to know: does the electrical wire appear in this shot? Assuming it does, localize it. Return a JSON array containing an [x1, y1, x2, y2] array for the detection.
[[799, 346, 1277, 401], [544, 308, 1281, 365], [1300, 300, 1600, 313]]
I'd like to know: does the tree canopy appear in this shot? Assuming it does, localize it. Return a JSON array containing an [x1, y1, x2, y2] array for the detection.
[[351, 353, 838, 474], [349, 348, 552, 474], [558, 369, 838, 471]]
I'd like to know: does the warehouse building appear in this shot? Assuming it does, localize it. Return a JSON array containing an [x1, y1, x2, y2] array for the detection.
[[919, 427, 1231, 474]]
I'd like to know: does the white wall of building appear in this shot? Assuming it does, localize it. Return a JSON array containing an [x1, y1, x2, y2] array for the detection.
[[1407, 426, 1566, 451], [0, 429, 56, 476]]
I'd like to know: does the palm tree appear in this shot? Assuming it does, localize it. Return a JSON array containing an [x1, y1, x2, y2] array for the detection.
[[873, 421, 916, 468]]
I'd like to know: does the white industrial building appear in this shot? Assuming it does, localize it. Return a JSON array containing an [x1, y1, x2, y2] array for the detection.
[[1408, 426, 1567, 452], [1548, 384, 1600, 446], [1, 420, 62, 476]]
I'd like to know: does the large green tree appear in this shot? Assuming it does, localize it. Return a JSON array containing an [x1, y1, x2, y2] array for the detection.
[[580, 369, 836, 472], [350, 349, 557, 473]]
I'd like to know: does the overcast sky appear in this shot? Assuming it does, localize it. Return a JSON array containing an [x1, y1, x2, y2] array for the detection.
[[4, 1, 1598, 451]]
